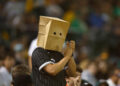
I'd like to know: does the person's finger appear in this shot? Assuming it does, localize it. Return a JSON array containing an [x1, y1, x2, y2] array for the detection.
[[70, 41, 75, 48], [70, 40, 75, 45], [66, 41, 69, 47]]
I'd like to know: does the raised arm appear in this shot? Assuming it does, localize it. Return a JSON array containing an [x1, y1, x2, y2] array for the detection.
[[66, 57, 76, 77], [65, 41, 77, 77], [43, 46, 73, 76]]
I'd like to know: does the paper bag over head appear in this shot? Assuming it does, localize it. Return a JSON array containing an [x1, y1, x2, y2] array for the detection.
[[37, 16, 70, 52]]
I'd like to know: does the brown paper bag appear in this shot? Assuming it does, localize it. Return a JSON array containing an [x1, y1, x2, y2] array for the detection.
[[37, 16, 70, 52]]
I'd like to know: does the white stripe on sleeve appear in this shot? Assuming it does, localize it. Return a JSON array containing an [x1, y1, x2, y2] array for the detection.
[[39, 61, 54, 71]]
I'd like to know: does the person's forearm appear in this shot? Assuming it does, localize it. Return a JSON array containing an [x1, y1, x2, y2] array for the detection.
[[44, 56, 70, 76], [66, 57, 76, 77]]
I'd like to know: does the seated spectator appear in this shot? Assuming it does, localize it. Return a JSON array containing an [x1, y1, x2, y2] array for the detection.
[[0, 51, 15, 86], [96, 60, 109, 80], [11, 74, 33, 86], [79, 67, 93, 86], [67, 75, 81, 86], [12, 64, 30, 79], [81, 61, 98, 86], [11, 64, 33, 86], [107, 68, 120, 86], [66, 77, 76, 86], [0, 52, 5, 86], [66, 68, 92, 86]]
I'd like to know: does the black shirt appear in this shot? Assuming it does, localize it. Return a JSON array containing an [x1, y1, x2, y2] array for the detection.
[[32, 47, 66, 86]]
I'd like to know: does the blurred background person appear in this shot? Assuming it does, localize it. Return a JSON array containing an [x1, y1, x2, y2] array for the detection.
[[0, 51, 15, 86], [0, 53, 5, 86], [81, 61, 98, 86], [11, 74, 33, 86], [107, 68, 120, 86], [117, 78, 120, 86], [66, 76, 81, 86], [96, 60, 109, 80], [11, 64, 33, 86]]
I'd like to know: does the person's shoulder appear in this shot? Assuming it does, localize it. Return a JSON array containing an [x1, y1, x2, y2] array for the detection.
[[32, 47, 47, 56], [0, 67, 7, 74], [31, 38, 37, 45], [34, 47, 45, 52]]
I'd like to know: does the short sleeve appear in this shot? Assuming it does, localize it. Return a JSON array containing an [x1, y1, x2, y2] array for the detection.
[[32, 48, 54, 71], [28, 39, 37, 57]]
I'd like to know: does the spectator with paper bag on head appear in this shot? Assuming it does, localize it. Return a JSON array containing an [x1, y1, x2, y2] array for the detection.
[[32, 16, 76, 86]]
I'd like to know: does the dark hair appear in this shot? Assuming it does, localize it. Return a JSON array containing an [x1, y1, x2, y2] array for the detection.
[[12, 64, 30, 79], [12, 74, 33, 86]]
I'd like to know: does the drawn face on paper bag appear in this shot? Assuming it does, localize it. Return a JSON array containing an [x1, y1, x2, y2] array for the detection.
[[37, 16, 70, 52]]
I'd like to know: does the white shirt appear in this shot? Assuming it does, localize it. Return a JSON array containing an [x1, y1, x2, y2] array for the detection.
[[0, 67, 12, 86], [107, 79, 116, 86], [0, 72, 5, 86], [28, 38, 38, 57], [81, 70, 97, 86]]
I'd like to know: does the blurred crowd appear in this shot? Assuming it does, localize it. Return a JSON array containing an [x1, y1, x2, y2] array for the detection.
[[0, 0, 120, 86]]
